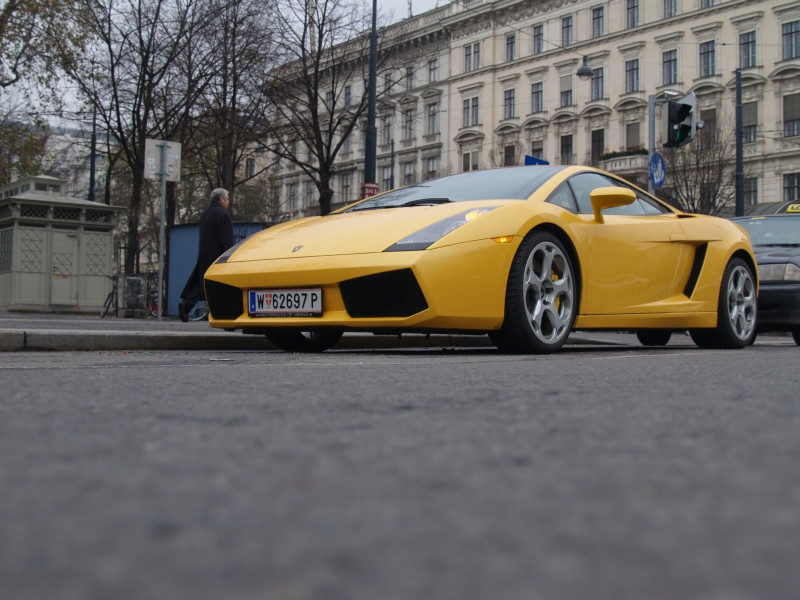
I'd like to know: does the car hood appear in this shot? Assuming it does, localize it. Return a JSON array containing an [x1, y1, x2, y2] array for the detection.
[[753, 246, 800, 264], [228, 201, 512, 262]]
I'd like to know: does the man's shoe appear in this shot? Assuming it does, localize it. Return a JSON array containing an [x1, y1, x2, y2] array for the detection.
[[178, 301, 188, 322]]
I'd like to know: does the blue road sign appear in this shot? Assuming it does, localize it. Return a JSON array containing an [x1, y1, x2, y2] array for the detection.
[[649, 152, 667, 187]]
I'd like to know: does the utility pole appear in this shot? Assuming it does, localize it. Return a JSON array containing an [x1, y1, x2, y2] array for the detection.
[[735, 69, 744, 217], [362, 0, 379, 198]]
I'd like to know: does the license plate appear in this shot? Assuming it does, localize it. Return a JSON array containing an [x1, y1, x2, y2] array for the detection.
[[248, 288, 322, 317]]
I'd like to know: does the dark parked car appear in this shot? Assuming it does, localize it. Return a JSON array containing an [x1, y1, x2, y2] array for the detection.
[[733, 215, 800, 345]]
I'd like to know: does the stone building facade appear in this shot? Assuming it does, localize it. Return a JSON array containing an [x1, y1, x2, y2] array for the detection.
[[268, 0, 800, 216]]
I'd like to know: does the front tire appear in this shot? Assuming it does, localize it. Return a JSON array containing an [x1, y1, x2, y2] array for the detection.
[[265, 330, 343, 353], [689, 256, 757, 349], [489, 230, 577, 354]]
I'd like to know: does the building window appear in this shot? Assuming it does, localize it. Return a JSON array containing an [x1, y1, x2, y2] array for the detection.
[[504, 89, 515, 119], [341, 173, 351, 204], [663, 49, 677, 85], [463, 97, 479, 127], [592, 8, 603, 38], [562, 16, 572, 46], [504, 144, 516, 166], [384, 72, 393, 93], [245, 157, 255, 178], [700, 41, 715, 77], [560, 135, 573, 165], [784, 173, 800, 202], [342, 133, 350, 154], [700, 108, 717, 147], [427, 103, 438, 135], [403, 161, 415, 186], [784, 94, 800, 137], [626, 122, 640, 149], [406, 67, 414, 91], [626, 0, 638, 29], [530, 140, 543, 160], [429, 59, 438, 83], [382, 166, 392, 191], [462, 149, 479, 172], [344, 85, 351, 107], [742, 102, 758, 143], [288, 183, 297, 213], [664, 0, 676, 18], [783, 21, 800, 60], [744, 177, 758, 206], [625, 59, 639, 93], [404, 109, 414, 139], [305, 182, 314, 208], [740, 31, 756, 69], [591, 129, 604, 165], [464, 42, 480, 72], [426, 157, 438, 180], [506, 34, 515, 61], [531, 82, 543, 113], [560, 75, 572, 107], [382, 114, 392, 145], [325, 91, 334, 110], [533, 25, 543, 54], [591, 68, 604, 101], [700, 0, 714, 7]]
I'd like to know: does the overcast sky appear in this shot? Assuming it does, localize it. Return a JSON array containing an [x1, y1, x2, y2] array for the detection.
[[380, 0, 447, 24]]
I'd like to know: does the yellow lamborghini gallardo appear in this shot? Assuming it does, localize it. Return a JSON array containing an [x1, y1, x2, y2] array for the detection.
[[204, 165, 758, 353]]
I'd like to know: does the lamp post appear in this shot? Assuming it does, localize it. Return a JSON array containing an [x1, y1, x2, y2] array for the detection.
[[735, 68, 744, 217], [362, 0, 378, 198]]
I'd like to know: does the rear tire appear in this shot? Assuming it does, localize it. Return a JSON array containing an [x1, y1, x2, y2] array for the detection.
[[636, 329, 672, 346], [265, 330, 343, 353], [489, 230, 577, 354], [792, 329, 800, 346], [689, 256, 757, 349]]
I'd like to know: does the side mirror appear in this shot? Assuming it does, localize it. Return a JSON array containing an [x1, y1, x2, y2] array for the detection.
[[590, 187, 637, 224]]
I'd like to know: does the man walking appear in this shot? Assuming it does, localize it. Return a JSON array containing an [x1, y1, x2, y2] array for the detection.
[[178, 188, 235, 322]]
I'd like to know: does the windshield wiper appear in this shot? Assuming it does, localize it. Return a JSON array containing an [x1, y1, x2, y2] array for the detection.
[[400, 198, 451, 207], [756, 243, 800, 247]]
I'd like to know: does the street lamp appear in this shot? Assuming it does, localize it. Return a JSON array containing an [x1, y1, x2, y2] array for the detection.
[[576, 56, 594, 80], [363, 0, 378, 198]]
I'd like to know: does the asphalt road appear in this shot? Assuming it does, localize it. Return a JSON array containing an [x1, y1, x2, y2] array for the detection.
[[1, 338, 799, 600]]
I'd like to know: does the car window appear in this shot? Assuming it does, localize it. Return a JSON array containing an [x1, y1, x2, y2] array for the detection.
[[736, 216, 800, 246], [566, 172, 669, 215], [344, 166, 563, 211], [546, 183, 578, 212]]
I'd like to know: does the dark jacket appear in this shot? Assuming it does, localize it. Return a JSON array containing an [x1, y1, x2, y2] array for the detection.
[[181, 200, 234, 301]]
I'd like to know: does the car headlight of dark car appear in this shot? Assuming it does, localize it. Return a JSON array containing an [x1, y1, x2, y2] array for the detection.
[[384, 207, 498, 252], [759, 263, 800, 282]]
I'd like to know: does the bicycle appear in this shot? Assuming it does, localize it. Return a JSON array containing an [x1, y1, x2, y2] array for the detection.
[[100, 274, 118, 318]]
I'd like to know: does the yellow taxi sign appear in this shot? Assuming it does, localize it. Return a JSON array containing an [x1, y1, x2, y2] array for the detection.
[[785, 203, 800, 213]]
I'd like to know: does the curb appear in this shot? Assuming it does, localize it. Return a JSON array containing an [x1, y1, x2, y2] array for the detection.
[[0, 329, 497, 352]]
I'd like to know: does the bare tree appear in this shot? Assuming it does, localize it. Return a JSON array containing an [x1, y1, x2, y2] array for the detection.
[[182, 0, 280, 220], [259, 0, 375, 216], [54, 0, 225, 273], [660, 116, 739, 216]]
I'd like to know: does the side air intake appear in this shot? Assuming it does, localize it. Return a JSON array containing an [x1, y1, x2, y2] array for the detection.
[[340, 269, 428, 318]]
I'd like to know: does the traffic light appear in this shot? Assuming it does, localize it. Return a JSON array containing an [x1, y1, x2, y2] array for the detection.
[[662, 92, 696, 148]]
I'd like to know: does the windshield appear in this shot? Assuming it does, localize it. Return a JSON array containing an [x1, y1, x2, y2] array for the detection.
[[736, 216, 800, 246], [343, 166, 563, 212]]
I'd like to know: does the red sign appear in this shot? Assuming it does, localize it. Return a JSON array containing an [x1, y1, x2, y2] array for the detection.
[[361, 182, 380, 198]]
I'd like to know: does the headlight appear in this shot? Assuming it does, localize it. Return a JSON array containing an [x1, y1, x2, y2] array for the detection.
[[759, 263, 800, 282], [384, 207, 497, 252]]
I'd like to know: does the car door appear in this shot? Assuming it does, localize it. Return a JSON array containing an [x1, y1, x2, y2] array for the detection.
[[563, 172, 695, 316]]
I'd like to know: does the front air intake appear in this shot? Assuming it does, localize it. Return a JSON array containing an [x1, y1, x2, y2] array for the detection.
[[205, 279, 243, 320], [340, 269, 428, 318]]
